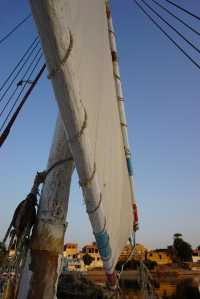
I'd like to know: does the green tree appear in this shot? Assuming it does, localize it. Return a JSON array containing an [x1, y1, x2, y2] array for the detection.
[[173, 234, 193, 262], [82, 253, 94, 266]]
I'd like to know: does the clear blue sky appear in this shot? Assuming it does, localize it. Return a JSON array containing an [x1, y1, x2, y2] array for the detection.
[[0, 0, 199, 250]]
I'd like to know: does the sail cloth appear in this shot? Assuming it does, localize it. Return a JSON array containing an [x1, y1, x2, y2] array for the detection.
[[58, 0, 134, 270], [30, 0, 134, 272]]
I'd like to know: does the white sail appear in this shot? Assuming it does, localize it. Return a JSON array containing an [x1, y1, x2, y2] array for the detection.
[[29, 0, 136, 277], [60, 0, 134, 270]]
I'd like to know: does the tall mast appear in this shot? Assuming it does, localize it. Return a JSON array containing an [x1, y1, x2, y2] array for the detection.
[[17, 116, 74, 299]]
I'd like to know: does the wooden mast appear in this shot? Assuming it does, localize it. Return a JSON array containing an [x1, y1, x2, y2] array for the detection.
[[17, 117, 74, 299]]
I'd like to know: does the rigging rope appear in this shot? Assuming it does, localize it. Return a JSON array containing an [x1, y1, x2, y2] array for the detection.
[[0, 51, 43, 131], [45, 158, 73, 176], [133, 0, 200, 71], [0, 63, 46, 148], [0, 14, 32, 46], [140, 0, 200, 56], [150, 0, 200, 37], [0, 52, 43, 134], [0, 40, 40, 104], [164, 0, 200, 22], [138, 261, 155, 299], [118, 236, 137, 279], [0, 36, 39, 94], [116, 236, 157, 299], [0, 48, 42, 119]]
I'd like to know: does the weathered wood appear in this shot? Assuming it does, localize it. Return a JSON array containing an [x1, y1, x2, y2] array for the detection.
[[17, 117, 74, 299]]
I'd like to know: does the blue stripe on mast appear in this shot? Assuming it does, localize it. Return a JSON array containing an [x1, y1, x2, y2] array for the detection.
[[127, 157, 133, 176]]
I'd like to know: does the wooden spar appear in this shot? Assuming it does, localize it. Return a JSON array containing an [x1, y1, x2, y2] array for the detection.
[[17, 116, 74, 299], [106, 1, 139, 230], [29, 0, 116, 285]]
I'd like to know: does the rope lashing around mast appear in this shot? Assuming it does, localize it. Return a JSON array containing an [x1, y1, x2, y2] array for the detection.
[[79, 162, 96, 188], [111, 51, 118, 62], [108, 29, 116, 37], [67, 104, 88, 144], [86, 193, 102, 214], [48, 30, 73, 79], [3, 156, 73, 245], [118, 96, 124, 102], [120, 122, 128, 128], [114, 74, 121, 80], [30, 156, 74, 198], [0, 64, 46, 148]]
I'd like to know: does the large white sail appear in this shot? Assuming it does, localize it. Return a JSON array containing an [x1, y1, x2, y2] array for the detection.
[[60, 0, 134, 271], [29, 0, 136, 278]]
